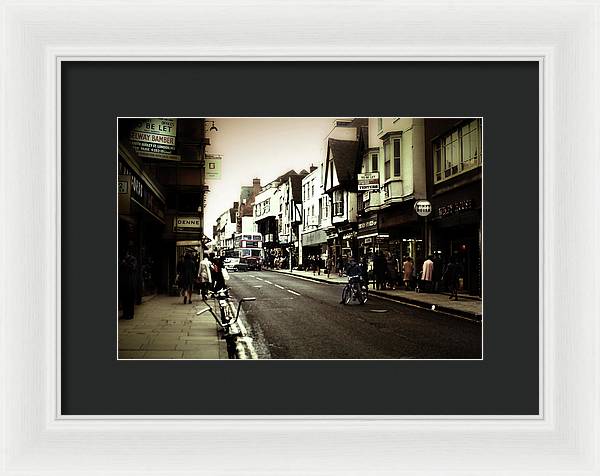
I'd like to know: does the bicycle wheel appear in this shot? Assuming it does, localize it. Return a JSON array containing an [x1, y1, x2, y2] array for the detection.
[[358, 285, 368, 305], [220, 304, 229, 324], [341, 286, 351, 305]]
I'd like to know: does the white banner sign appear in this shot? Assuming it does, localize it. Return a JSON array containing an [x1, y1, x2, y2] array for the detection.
[[204, 154, 222, 180], [358, 172, 380, 191], [130, 118, 180, 161]]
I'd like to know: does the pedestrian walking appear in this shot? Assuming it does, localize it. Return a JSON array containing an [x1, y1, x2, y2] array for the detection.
[[442, 254, 463, 301], [209, 254, 230, 293], [373, 250, 386, 290], [198, 254, 212, 300], [402, 256, 414, 290], [421, 255, 434, 292], [386, 252, 398, 290], [326, 256, 333, 278], [180, 251, 198, 304], [119, 249, 137, 320]]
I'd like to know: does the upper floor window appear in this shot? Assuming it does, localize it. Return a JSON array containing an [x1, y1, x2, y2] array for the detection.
[[332, 190, 344, 216], [434, 119, 481, 183], [383, 136, 401, 180], [371, 152, 379, 172], [377, 117, 383, 132]]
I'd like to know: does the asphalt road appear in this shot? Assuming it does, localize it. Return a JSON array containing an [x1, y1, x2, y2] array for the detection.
[[227, 270, 482, 359]]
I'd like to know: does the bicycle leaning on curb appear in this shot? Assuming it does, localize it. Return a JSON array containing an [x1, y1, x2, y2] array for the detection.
[[196, 288, 256, 358]]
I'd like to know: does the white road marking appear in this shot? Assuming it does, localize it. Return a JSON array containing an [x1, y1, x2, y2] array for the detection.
[[255, 277, 264, 281], [274, 284, 285, 289], [249, 275, 255, 278], [263, 280, 272, 284], [253, 285, 262, 288], [287, 289, 301, 296]]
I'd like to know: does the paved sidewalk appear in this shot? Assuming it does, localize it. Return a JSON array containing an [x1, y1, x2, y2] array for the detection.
[[269, 268, 482, 320], [118, 294, 228, 359]]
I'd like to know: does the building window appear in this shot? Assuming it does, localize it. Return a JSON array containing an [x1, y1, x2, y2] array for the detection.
[[311, 180, 315, 198], [434, 119, 481, 183], [333, 190, 344, 216], [393, 138, 401, 177], [371, 153, 378, 172], [384, 144, 391, 180], [384, 136, 401, 180], [377, 117, 383, 132]]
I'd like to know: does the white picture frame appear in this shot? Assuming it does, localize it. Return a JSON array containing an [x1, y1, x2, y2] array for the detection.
[[1, 1, 598, 474]]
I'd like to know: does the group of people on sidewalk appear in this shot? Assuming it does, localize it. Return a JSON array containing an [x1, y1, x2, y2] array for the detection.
[[176, 251, 229, 305], [370, 251, 463, 300]]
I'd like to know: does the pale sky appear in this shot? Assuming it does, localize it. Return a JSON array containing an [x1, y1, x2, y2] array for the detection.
[[204, 118, 337, 238]]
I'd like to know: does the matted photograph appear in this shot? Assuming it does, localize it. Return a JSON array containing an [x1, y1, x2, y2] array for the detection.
[[118, 117, 482, 360]]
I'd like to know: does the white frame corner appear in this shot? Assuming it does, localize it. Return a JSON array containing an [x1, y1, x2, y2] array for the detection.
[[1, 1, 598, 475]]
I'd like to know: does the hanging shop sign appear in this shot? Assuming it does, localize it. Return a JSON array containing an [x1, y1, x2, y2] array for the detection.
[[174, 216, 201, 232], [357, 172, 380, 191], [342, 231, 356, 240], [437, 199, 474, 218], [129, 118, 181, 162], [204, 154, 222, 180], [414, 199, 432, 217]]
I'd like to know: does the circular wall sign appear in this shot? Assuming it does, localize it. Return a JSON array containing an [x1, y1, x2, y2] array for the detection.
[[414, 200, 432, 217]]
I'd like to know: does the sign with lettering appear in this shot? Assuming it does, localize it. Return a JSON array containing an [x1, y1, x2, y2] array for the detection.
[[414, 200, 432, 217], [129, 118, 180, 161], [118, 175, 131, 214], [358, 172, 380, 191], [174, 216, 201, 232], [118, 162, 165, 221], [204, 154, 222, 180], [358, 218, 378, 230], [438, 199, 474, 217]]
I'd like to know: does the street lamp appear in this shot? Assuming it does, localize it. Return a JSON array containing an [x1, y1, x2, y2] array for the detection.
[[205, 120, 218, 132]]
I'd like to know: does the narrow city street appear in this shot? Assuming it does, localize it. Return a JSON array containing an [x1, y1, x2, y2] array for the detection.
[[228, 271, 482, 359]]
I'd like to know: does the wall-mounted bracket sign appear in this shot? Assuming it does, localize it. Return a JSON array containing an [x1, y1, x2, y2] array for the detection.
[[414, 200, 432, 217], [358, 172, 380, 191], [174, 216, 201, 232]]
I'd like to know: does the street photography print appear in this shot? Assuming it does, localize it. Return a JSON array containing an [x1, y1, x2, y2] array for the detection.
[[118, 117, 482, 360]]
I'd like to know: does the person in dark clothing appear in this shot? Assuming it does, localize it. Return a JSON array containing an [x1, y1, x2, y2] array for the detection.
[[119, 250, 137, 320], [361, 256, 369, 289], [209, 255, 227, 293], [181, 252, 197, 304], [373, 251, 386, 290], [443, 254, 463, 301]]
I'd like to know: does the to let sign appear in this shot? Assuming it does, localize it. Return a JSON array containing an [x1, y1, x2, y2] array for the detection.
[[129, 118, 181, 161], [358, 172, 380, 191]]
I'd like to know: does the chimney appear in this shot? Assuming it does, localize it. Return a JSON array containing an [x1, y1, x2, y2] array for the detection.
[[253, 178, 261, 186], [309, 164, 317, 173]]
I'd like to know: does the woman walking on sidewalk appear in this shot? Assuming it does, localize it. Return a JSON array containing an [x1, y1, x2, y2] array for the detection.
[[181, 251, 197, 305], [443, 254, 463, 301], [403, 256, 414, 290]]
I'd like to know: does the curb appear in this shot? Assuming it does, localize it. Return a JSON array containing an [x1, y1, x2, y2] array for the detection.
[[271, 269, 481, 321], [368, 290, 482, 321]]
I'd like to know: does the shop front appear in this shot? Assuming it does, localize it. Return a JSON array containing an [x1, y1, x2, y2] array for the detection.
[[378, 201, 424, 265], [430, 183, 482, 296], [301, 228, 328, 269], [118, 156, 166, 298]]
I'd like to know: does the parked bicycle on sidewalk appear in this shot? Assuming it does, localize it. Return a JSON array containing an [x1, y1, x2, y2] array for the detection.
[[197, 287, 256, 358]]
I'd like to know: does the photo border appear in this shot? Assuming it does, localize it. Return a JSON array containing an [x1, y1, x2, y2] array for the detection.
[[1, 1, 598, 474]]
